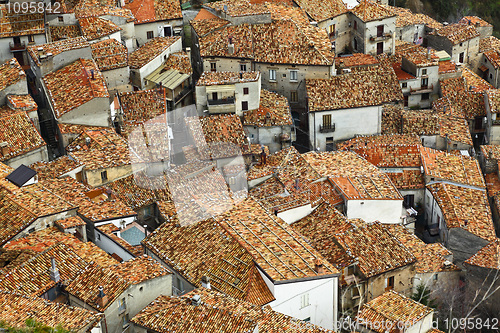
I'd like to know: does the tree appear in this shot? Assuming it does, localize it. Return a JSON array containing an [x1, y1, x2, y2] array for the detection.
[[0, 319, 72, 333], [411, 283, 437, 308]]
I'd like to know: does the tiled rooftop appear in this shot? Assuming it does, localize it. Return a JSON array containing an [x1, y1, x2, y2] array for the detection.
[[430, 23, 480, 45], [459, 16, 492, 27], [27, 37, 90, 66], [484, 172, 500, 198], [6, 94, 37, 112], [49, 25, 81, 41], [197, 71, 260, 86], [97, 223, 143, 257], [386, 169, 425, 190], [357, 290, 433, 333], [110, 255, 171, 284], [190, 15, 230, 37], [337, 135, 422, 168], [0, 291, 102, 331], [79, 17, 121, 41], [481, 144, 500, 160], [306, 65, 402, 112], [129, 37, 181, 69], [0, 58, 25, 92], [0, 8, 44, 38], [74, 0, 135, 20], [350, 0, 395, 22], [479, 36, 500, 53], [164, 51, 192, 74], [30, 156, 82, 180], [205, 0, 269, 17], [386, 5, 442, 29], [336, 53, 379, 68], [427, 182, 496, 241], [293, 0, 347, 22], [439, 76, 486, 119], [303, 151, 402, 200], [91, 39, 128, 71], [199, 20, 335, 66], [401, 45, 439, 67], [243, 89, 292, 127], [0, 112, 46, 162], [67, 128, 131, 170], [42, 58, 109, 119], [124, 0, 181, 24], [0, 193, 37, 246], [54, 216, 86, 229], [438, 59, 457, 74], [464, 238, 500, 269], [384, 224, 460, 274], [420, 147, 484, 187], [462, 67, 493, 92], [132, 288, 333, 333]]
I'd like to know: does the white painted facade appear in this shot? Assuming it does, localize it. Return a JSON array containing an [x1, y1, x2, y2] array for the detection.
[[345, 199, 404, 224], [351, 14, 396, 56], [245, 124, 295, 154], [276, 203, 317, 224], [134, 19, 183, 47], [308, 105, 382, 151], [317, 13, 351, 55], [0, 33, 46, 63], [4, 146, 49, 169]]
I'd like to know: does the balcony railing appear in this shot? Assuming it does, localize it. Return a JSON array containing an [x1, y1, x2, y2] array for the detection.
[[10, 41, 26, 51], [369, 32, 392, 42], [410, 83, 434, 94], [320, 123, 335, 133], [208, 96, 235, 105], [174, 85, 192, 103]]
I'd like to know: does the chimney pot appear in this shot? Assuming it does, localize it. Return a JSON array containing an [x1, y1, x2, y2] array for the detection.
[[49, 257, 60, 283], [191, 294, 201, 306], [97, 286, 108, 308], [201, 275, 211, 289], [314, 259, 325, 274]]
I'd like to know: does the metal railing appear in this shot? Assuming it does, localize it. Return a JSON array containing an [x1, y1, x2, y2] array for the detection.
[[320, 123, 336, 133], [207, 96, 235, 105]]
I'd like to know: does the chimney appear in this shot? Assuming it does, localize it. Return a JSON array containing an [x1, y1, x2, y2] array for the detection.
[[0, 142, 9, 156], [427, 47, 431, 60], [97, 286, 108, 308], [85, 137, 91, 146], [314, 259, 325, 274], [191, 294, 201, 306], [90, 69, 95, 80], [49, 257, 60, 283], [144, 224, 148, 237], [228, 36, 234, 55], [201, 275, 211, 289]]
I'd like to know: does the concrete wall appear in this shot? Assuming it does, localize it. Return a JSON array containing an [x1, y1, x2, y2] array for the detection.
[[103, 66, 131, 94], [308, 105, 381, 150], [345, 199, 404, 224], [93, 227, 135, 262], [365, 264, 416, 302], [396, 24, 425, 44], [428, 35, 479, 65], [351, 14, 396, 55], [0, 34, 46, 63], [84, 164, 133, 187], [134, 19, 183, 48], [5, 146, 49, 169], [245, 124, 294, 154], [125, 273, 173, 316], [57, 97, 111, 127], [31, 46, 93, 78], [317, 13, 350, 55], [0, 78, 28, 105], [414, 270, 461, 293]]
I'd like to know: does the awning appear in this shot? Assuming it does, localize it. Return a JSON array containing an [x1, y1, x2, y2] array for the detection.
[[145, 67, 189, 90], [435, 50, 451, 61], [206, 84, 235, 93]]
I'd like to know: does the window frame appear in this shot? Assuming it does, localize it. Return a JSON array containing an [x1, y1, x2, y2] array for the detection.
[[289, 70, 298, 82], [146, 31, 154, 39], [269, 69, 277, 82]]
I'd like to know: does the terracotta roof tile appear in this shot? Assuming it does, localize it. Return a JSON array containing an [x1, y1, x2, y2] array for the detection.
[[430, 23, 480, 45], [386, 5, 442, 29], [91, 39, 128, 71], [420, 147, 484, 187], [30, 156, 82, 180], [42, 58, 109, 119], [124, 0, 181, 24], [350, 0, 395, 22], [484, 172, 500, 197], [49, 25, 81, 41], [205, 0, 269, 17], [196, 71, 260, 86], [336, 53, 379, 68], [439, 76, 486, 119], [479, 36, 500, 53], [190, 16, 230, 37], [293, 0, 347, 22], [57, 123, 107, 134], [27, 37, 90, 66], [164, 51, 192, 74], [0, 112, 46, 162], [0, 7, 44, 38], [439, 60, 457, 74], [79, 17, 121, 41], [243, 89, 292, 127], [459, 16, 492, 28], [0, 291, 102, 330], [386, 169, 425, 190], [54, 216, 87, 229], [129, 37, 181, 69], [357, 290, 433, 333], [73, 0, 134, 20], [427, 182, 496, 241], [0, 193, 37, 246], [464, 238, 500, 269], [110, 255, 171, 284], [306, 65, 402, 112], [97, 223, 143, 257], [0, 58, 25, 91], [6, 94, 37, 112]]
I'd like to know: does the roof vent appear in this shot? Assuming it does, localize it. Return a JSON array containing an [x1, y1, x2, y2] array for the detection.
[[85, 137, 91, 145], [201, 276, 211, 289], [314, 258, 325, 274], [443, 260, 453, 267], [191, 294, 201, 306]]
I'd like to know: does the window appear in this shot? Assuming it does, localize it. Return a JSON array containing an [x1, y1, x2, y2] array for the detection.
[[212, 92, 217, 100], [101, 170, 108, 182], [242, 101, 248, 111], [422, 93, 429, 100], [290, 70, 298, 82], [300, 293, 310, 308], [460, 42, 463, 47], [434, 274, 438, 281], [96, 233, 101, 240], [118, 298, 126, 313], [377, 42, 383, 55], [422, 68, 427, 75], [164, 26, 172, 36], [58, 16, 63, 22], [122, 313, 129, 327], [401, 82, 407, 88], [210, 62, 217, 72], [377, 24, 384, 37], [328, 24, 335, 37], [421, 78, 428, 88], [387, 276, 394, 290], [28, 35, 34, 44], [322, 114, 331, 127], [347, 265, 355, 276], [290, 91, 298, 102], [282, 73, 286, 78], [490, 73, 494, 80], [351, 286, 360, 298], [353, 20, 357, 30], [269, 69, 276, 81], [228, 176, 236, 185], [28, 227, 35, 234], [240, 63, 247, 72], [243, 87, 249, 95], [354, 38, 358, 51], [146, 31, 154, 39]]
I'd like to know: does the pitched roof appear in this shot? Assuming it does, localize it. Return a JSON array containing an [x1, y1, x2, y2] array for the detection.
[[350, 0, 395, 22], [479, 36, 500, 53], [205, 0, 269, 17], [0, 192, 37, 246], [356, 290, 433, 333], [42, 58, 109, 119], [336, 53, 379, 68], [164, 51, 192, 74], [91, 39, 128, 71], [118, 88, 167, 135], [430, 23, 480, 45], [0, 291, 102, 331], [427, 182, 496, 241], [30, 156, 83, 180], [110, 255, 171, 284], [243, 89, 292, 127], [196, 71, 260, 86], [303, 151, 402, 200], [459, 16, 492, 28], [49, 25, 82, 41], [0, 112, 46, 162], [0, 58, 25, 92], [384, 224, 460, 273], [79, 17, 121, 40], [123, 0, 182, 24], [464, 238, 500, 269], [386, 5, 442, 29], [420, 147, 484, 187], [73, 0, 135, 21], [293, 0, 347, 22], [129, 37, 181, 69], [27, 37, 90, 66], [190, 15, 230, 37], [131, 288, 333, 333], [7, 94, 37, 112], [199, 20, 335, 66], [306, 65, 402, 111], [0, 7, 44, 38]]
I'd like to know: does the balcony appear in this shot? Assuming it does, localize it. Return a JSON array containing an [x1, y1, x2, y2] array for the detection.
[[320, 123, 335, 133], [369, 32, 392, 42], [208, 96, 235, 105], [10, 41, 26, 51], [409, 83, 434, 94], [174, 85, 192, 104]]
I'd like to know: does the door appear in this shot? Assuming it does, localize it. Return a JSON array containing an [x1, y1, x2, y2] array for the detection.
[[377, 25, 384, 37], [377, 42, 383, 55], [459, 52, 464, 63], [164, 26, 172, 36]]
